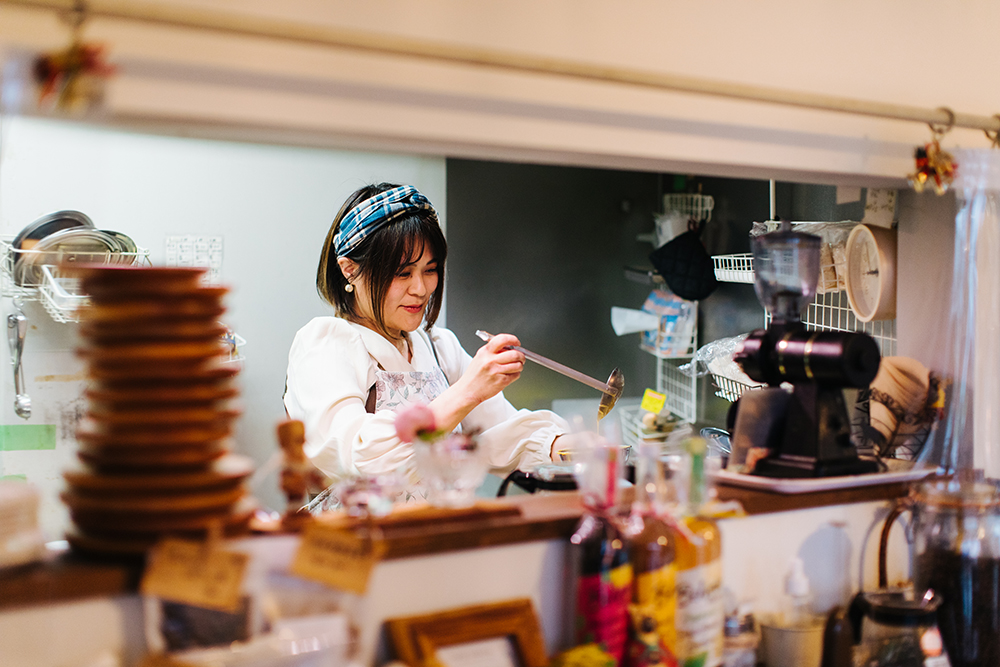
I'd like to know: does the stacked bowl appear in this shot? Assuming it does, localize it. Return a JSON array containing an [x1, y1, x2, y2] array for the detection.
[[63, 266, 254, 556]]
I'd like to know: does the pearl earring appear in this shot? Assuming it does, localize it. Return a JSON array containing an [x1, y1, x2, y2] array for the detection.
[[344, 283, 354, 293]]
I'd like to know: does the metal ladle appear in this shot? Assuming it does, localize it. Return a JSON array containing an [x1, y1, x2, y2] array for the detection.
[[7, 301, 30, 420], [476, 330, 624, 420]]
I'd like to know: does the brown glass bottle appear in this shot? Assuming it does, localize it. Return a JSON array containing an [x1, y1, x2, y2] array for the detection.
[[623, 441, 678, 667]]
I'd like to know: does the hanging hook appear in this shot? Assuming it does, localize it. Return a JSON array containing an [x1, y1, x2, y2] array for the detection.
[[928, 107, 955, 141], [59, 0, 87, 41], [985, 114, 1000, 149]]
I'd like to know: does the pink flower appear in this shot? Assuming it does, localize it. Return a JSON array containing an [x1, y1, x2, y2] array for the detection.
[[394, 403, 437, 443]]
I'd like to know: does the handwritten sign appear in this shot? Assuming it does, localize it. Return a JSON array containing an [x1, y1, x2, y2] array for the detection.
[[291, 522, 385, 594], [640, 388, 666, 415], [140, 538, 248, 613]]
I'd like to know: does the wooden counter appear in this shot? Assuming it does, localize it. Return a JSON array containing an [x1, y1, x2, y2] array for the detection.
[[0, 481, 910, 612]]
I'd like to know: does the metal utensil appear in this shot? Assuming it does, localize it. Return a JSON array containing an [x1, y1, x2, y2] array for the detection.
[[7, 302, 30, 419], [476, 330, 624, 419]]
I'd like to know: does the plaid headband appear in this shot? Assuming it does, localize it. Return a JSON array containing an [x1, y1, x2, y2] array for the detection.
[[333, 185, 436, 257]]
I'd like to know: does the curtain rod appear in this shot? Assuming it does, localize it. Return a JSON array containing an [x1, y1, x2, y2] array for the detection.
[[5, 0, 1000, 135]]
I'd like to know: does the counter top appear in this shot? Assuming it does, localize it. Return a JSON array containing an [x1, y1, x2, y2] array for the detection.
[[0, 480, 911, 612]]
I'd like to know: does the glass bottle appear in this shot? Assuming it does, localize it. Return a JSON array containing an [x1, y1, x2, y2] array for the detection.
[[623, 441, 678, 667], [571, 437, 632, 666], [673, 437, 724, 667]]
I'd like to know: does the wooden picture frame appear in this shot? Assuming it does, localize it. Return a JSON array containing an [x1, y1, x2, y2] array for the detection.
[[386, 598, 548, 667]]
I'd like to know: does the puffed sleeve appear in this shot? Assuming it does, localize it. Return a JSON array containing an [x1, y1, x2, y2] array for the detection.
[[283, 318, 416, 480], [428, 327, 569, 473]]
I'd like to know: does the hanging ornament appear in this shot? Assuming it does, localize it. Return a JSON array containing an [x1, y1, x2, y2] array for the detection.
[[32, 1, 115, 114], [908, 108, 958, 195]]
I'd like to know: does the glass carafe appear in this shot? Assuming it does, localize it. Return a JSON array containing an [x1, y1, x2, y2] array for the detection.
[[911, 479, 1000, 667]]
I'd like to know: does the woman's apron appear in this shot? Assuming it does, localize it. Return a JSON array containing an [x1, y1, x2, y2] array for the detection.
[[365, 331, 453, 422]]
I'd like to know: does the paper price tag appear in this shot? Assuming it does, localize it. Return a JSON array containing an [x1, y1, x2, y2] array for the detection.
[[140, 538, 248, 613], [291, 522, 385, 594], [640, 388, 666, 414]]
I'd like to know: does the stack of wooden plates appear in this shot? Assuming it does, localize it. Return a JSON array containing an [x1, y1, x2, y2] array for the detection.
[[63, 266, 255, 556]]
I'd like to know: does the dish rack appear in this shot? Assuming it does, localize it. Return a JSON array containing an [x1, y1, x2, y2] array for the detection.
[[1, 238, 151, 323]]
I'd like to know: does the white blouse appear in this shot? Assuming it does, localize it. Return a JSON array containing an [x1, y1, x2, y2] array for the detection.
[[283, 317, 568, 482]]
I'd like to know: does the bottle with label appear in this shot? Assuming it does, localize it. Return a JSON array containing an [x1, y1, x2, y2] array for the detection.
[[571, 435, 633, 666], [623, 441, 678, 667], [673, 437, 724, 667]]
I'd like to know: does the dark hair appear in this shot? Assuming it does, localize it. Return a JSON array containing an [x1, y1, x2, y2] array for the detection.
[[317, 183, 447, 339]]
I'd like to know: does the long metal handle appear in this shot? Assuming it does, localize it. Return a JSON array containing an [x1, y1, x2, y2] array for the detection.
[[476, 330, 611, 393], [8, 305, 30, 419]]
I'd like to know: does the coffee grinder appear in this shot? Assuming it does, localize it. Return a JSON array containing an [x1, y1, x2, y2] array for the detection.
[[733, 222, 881, 478]]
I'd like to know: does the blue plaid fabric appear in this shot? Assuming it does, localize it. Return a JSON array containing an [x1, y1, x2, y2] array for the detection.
[[333, 185, 436, 257]]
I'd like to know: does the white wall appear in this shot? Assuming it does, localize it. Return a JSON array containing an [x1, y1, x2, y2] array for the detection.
[[0, 115, 446, 536]]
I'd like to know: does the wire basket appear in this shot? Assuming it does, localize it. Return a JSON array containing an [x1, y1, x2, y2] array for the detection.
[[712, 253, 755, 284], [711, 373, 765, 403], [663, 193, 715, 222], [619, 403, 694, 453]]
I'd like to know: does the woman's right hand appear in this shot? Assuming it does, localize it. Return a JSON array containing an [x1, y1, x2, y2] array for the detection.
[[456, 332, 525, 405]]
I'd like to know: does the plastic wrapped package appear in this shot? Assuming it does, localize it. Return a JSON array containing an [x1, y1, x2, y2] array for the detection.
[[679, 335, 764, 403], [639, 289, 697, 357]]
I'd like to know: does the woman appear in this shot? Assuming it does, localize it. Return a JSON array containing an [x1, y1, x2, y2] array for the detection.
[[284, 183, 569, 485]]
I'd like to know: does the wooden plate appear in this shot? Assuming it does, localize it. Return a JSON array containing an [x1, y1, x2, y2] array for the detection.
[[85, 381, 238, 405], [81, 292, 227, 323], [78, 340, 228, 363], [62, 485, 245, 513], [78, 444, 228, 470], [83, 411, 239, 435], [77, 416, 234, 444], [64, 453, 253, 494], [66, 506, 253, 556], [86, 360, 239, 383], [79, 319, 227, 341], [76, 266, 206, 296], [69, 496, 256, 536]]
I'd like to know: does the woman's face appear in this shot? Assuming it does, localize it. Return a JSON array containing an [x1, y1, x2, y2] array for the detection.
[[354, 241, 439, 338]]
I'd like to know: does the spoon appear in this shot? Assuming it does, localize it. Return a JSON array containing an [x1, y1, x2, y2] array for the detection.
[[7, 304, 31, 420], [476, 330, 624, 419]]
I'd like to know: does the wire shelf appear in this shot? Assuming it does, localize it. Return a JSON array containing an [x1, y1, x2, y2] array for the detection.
[[656, 357, 698, 423], [767, 291, 898, 358], [663, 193, 715, 222]]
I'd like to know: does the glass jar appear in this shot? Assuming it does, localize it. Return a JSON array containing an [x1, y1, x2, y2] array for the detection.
[[911, 479, 1000, 667]]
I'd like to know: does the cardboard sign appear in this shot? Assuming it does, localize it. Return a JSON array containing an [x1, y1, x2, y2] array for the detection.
[[140, 538, 248, 613], [291, 522, 385, 594], [640, 388, 667, 414]]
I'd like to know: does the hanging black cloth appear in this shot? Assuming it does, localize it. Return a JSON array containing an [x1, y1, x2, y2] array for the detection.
[[648, 218, 717, 301]]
